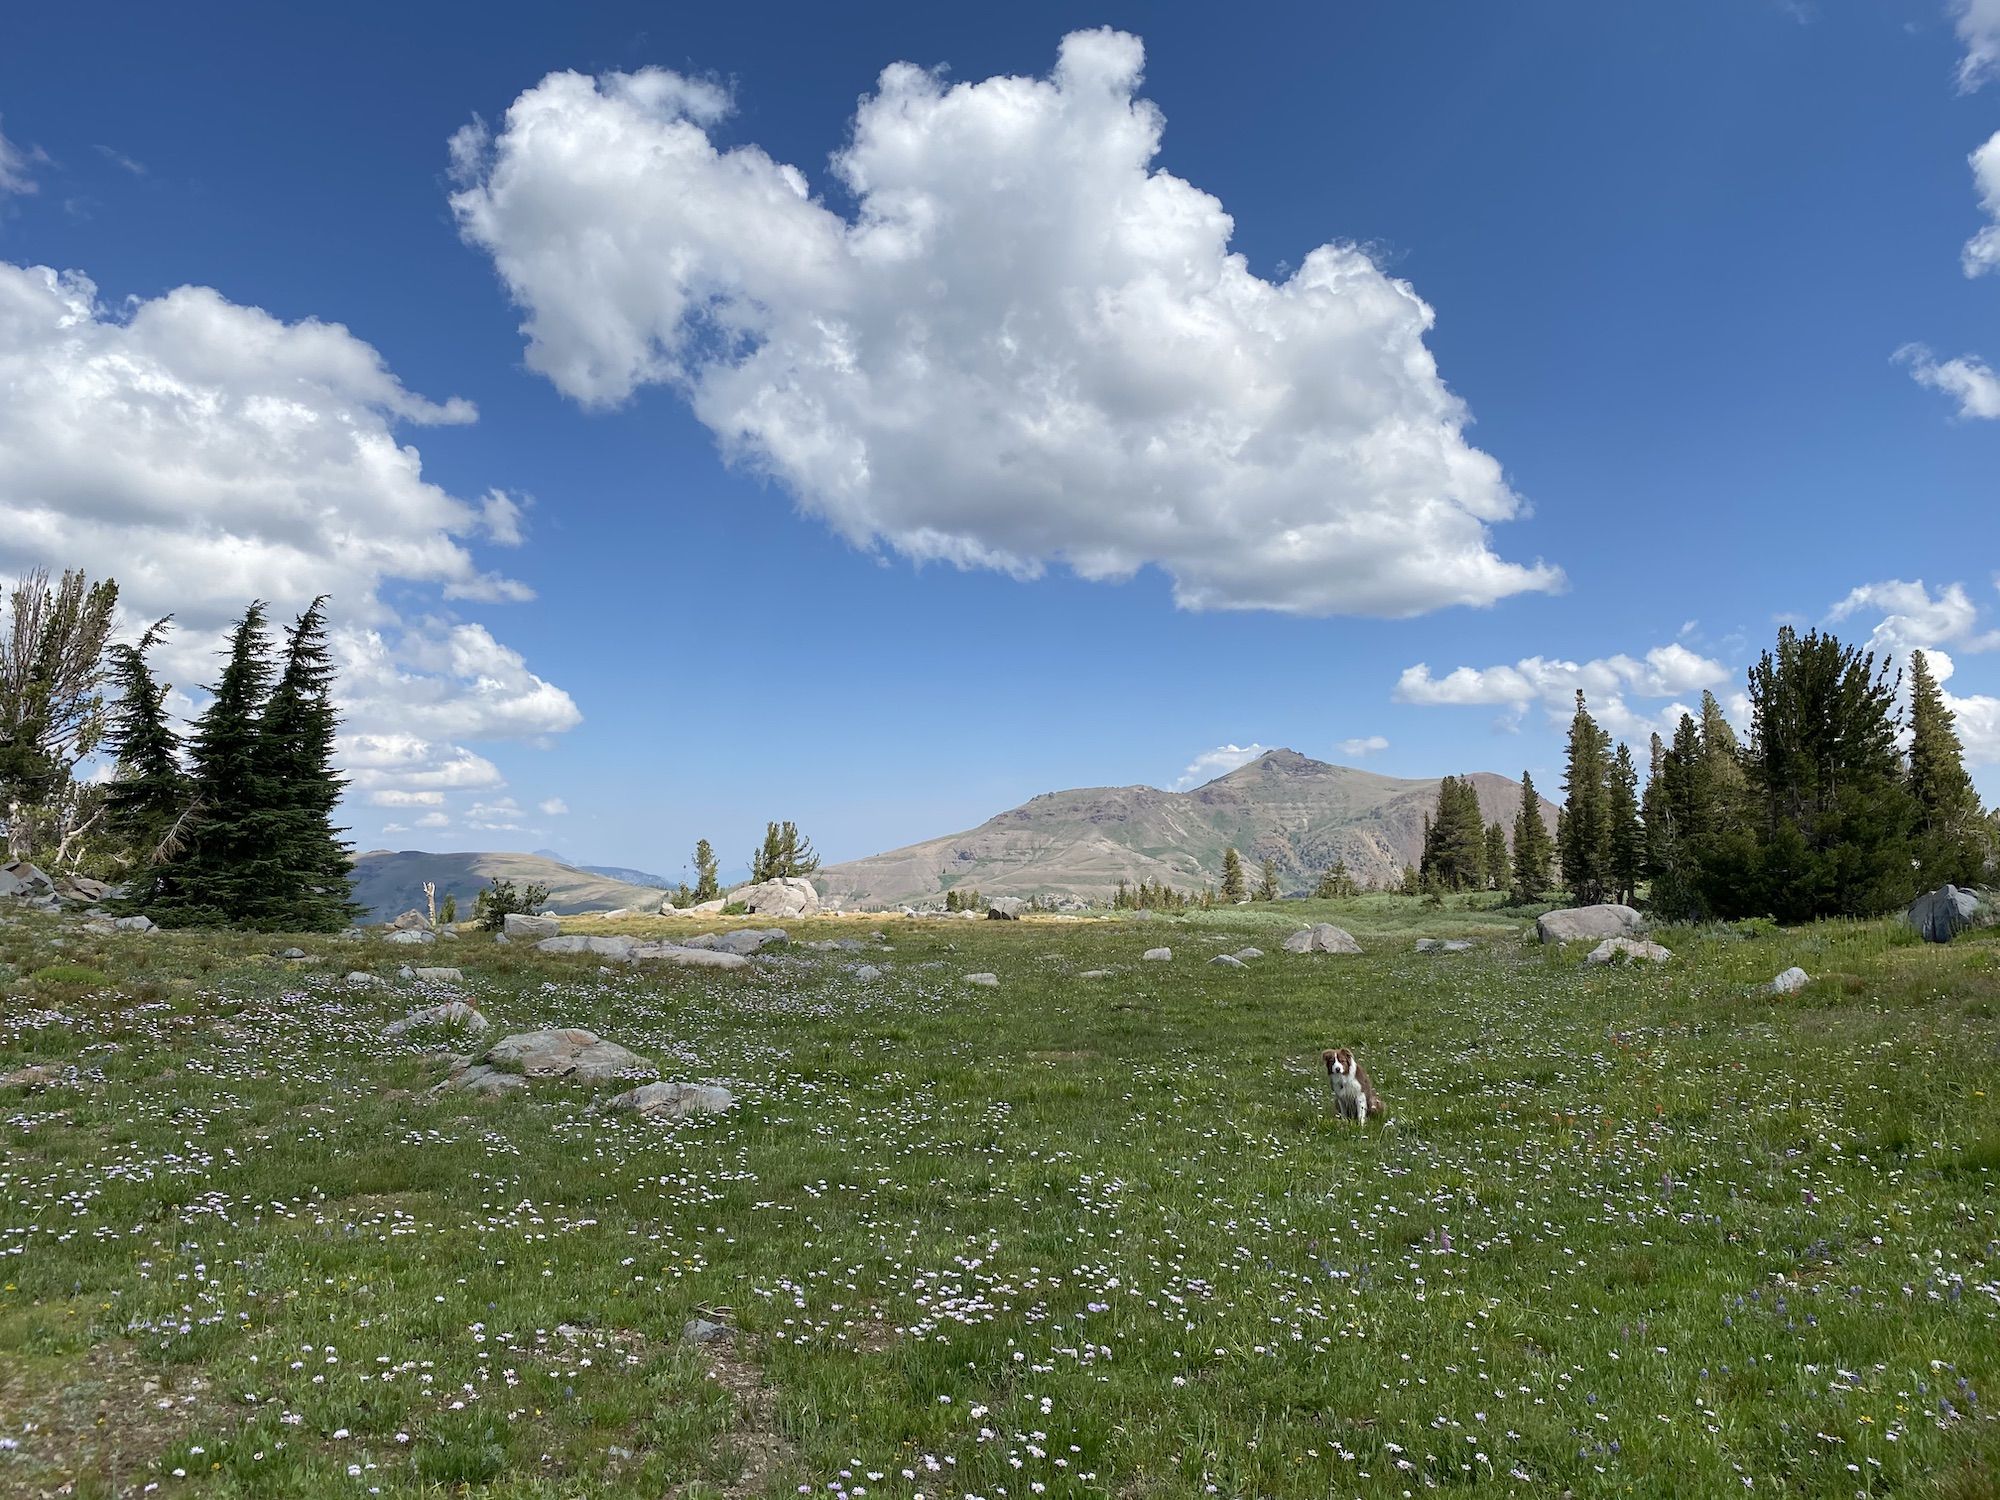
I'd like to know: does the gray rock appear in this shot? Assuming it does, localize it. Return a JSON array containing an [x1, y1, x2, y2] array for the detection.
[[385, 1001, 487, 1037], [1536, 904, 1645, 944], [386, 909, 432, 932], [1282, 924, 1361, 955], [1, 862, 54, 896], [1077, 969, 1113, 980], [0, 870, 23, 900], [434, 1062, 526, 1097], [1141, 947, 1173, 962], [673, 898, 728, 916], [1209, 953, 1249, 969], [730, 877, 820, 918], [1584, 937, 1672, 966], [536, 934, 636, 960], [682, 928, 788, 955], [503, 912, 561, 940], [412, 967, 465, 984], [683, 1317, 729, 1344], [384, 929, 435, 946], [345, 971, 388, 989], [853, 965, 884, 982], [112, 914, 156, 933], [1231, 947, 1264, 961], [398, 965, 415, 979], [278, 947, 307, 960], [987, 897, 1026, 920], [485, 1028, 653, 1082], [1906, 884, 1985, 944], [1765, 966, 1810, 995], [604, 1080, 735, 1120], [963, 972, 1000, 987], [493, 933, 511, 945], [628, 942, 750, 970], [805, 937, 866, 953], [1415, 938, 1474, 953]]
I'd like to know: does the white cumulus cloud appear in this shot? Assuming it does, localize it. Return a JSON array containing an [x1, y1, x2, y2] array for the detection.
[[1171, 743, 1270, 790], [0, 260, 577, 816], [537, 797, 568, 816], [1395, 644, 1727, 742], [449, 30, 1558, 618], [1828, 577, 2000, 764], [1965, 131, 2000, 274], [1895, 343, 2000, 418], [1336, 735, 1389, 758], [1953, 0, 2000, 90]]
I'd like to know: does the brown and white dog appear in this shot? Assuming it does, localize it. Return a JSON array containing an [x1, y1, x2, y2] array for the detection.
[[1323, 1047, 1385, 1123]]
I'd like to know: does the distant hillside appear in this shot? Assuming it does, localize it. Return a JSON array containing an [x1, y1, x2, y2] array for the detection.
[[533, 849, 672, 889], [349, 850, 666, 923], [816, 749, 1559, 907]]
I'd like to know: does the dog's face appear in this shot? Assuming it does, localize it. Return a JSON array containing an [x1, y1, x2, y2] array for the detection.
[[1326, 1047, 1356, 1080]]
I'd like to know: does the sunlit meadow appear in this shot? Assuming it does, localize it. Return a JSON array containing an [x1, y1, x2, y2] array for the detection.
[[1, 897, 1996, 1497]]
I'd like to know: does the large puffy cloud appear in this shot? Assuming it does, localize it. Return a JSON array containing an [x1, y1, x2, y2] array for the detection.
[[1964, 132, 2000, 276], [0, 260, 577, 816], [1395, 644, 1728, 741], [1954, 0, 2000, 90], [1896, 344, 2000, 418], [450, 31, 1558, 618]]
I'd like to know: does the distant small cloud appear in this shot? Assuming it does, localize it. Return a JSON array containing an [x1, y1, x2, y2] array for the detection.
[[537, 796, 569, 816], [1336, 735, 1389, 758], [0, 119, 45, 197], [93, 143, 146, 176], [1896, 343, 2000, 418], [1171, 742, 1269, 790]]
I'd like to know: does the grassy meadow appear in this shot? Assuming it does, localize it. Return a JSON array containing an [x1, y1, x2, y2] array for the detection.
[[0, 895, 1996, 1498]]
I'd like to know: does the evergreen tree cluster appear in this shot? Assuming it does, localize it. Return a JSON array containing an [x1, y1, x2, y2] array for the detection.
[[1111, 877, 1210, 911], [1313, 858, 1359, 899], [108, 599, 360, 931], [1418, 775, 1492, 891], [749, 821, 820, 883]]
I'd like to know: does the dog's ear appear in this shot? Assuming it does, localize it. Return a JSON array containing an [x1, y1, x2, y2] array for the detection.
[[1322, 1048, 1338, 1070]]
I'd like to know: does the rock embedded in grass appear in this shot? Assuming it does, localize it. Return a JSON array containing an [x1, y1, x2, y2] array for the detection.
[[604, 1080, 734, 1120], [1765, 966, 1810, 995], [536, 934, 636, 960], [1231, 946, 1263, 961], [1584, 937, 1673, 965], [1414, 938, 1474, 953], [1141, 947, 1173, 962], [1209, 953, 1250, 969], [485, 1028, 654, 1082], [412, 966, 465, 984], [1535, 903, 1645, 944], [502, 912, 561, 940], [434, 1061, 527, 1097], [385, 1001, 487, 1037], [629, 942, 751, 970], [853, 965, 884, 982], [1282, 924, 1360, 955], [384, 929, 435, 946], [681, 928, 788, 955], [963, 972, 1000, 987]]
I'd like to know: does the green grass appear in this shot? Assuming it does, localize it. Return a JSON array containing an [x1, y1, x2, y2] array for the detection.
[[0, 899, 1995, 1497]]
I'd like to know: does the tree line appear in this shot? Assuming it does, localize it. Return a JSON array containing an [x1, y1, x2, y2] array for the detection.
[[0, 569, 358, 929]]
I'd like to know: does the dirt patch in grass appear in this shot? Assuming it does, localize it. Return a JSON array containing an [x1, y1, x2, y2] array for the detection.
[[668, 1332, 799, 1500], [0, 1339, 222, 1496]]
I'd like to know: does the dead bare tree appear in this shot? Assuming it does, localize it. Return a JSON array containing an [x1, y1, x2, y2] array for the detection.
[[0, 568, 119, 860]]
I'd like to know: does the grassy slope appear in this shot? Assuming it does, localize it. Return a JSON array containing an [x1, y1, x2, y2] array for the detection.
[[0, 898, 1995, 1497]]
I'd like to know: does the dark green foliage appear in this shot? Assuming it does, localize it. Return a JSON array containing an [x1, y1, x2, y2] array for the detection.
[[1482, 821, 1510, 891], [1256, 858, 1280, 901], [1607, 741, 1643, 906], [1511, 770, 1553, 902], [1559, 692, 1613, 904], [692, 838, 720, 901], [439, 893, 458, 925], [1113, 877, 1193, 910], [474, 877, 552, 930], [1220, 846, 1246, 902], [101, 618, 190, 902], [1708, 626, 1919, 923], [750, 821, 820, 882], [1314, 859, 1358, 899], [1907, 649, 1988, 886], [1418, 775, 1487, 891]]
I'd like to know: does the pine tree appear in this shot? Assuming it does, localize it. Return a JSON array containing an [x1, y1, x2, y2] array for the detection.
[[1483, 822, 1509, 891], [1314, 858, 1357, 899], [1907, 649, 1988, 885], [1220, 845, 1246, 902], [751, 821, 820, 882], [1607, 742, 1643, 906], [1559, 692, 1612, 904], [149, 604, 277, 927], [102, 617, 189, 902], [1511, 770, 1554, 902], [1257, 858, 1280, 901], [1726, 626, 1919, 922], [692, 838, 719, 901], [245, 599, 360, 931]]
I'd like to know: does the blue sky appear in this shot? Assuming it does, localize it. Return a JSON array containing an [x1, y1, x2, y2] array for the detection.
[[2, 0, 1998, 883]]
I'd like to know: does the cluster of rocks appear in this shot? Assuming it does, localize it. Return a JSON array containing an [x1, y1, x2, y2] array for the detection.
[[660, 877, 820, 920], [1585, 937, 1673, 966], [431, 1026, 733, 1121], [1, 861, 157, 932]]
